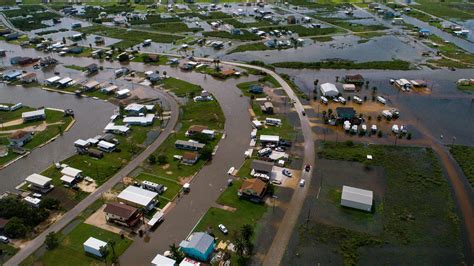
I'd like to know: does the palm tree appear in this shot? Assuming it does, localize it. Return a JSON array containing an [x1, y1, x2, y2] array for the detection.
[[169, 243, 184, 263]]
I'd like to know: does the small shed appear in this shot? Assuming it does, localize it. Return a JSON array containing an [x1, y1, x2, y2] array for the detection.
[[83, 237, 107, 257], [341, 185, 373, 212], [151, 254, 176, 266]]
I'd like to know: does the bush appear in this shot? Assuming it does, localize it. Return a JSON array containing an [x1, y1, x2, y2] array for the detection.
[[40, 198, 60, 210], [157, 154, 168, 165], [45, 231, 60, 250], [377, 131, 383, 138]]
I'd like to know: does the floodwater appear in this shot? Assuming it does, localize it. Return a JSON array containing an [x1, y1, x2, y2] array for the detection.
[[279, 67, 474, 146], [223, 33, 430, 64], [0, 83, 116, 194]]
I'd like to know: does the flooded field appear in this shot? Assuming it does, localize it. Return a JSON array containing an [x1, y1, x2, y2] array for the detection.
[[223, 34, 430, 64]]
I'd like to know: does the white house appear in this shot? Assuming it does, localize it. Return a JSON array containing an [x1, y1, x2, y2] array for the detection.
[[341, 185, 373, 212], [83, 237, 108, 257], [97, 140, 116, 152], [259, 135, 280, 144], [320, 83, 339, 97], [61, 166, 82, 179], [22, 109, 46, 122], [123, 114, 155, 126], [25, 173, 53, 193]]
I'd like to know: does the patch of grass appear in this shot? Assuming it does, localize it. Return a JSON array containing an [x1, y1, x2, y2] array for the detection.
[[414, 0, 474, 20], [21, 223, 132, 266], [456, 84, 474, 93], [0, 104, 34, 123], [272, 60, 412, 70], [229, 42, 271, 54], [144, 22, 201, 33], [131, 53, 169, 65], [134, 173, 182, 200], [8, 11, 61, 31], [0, 243, 18, 265], [194, 178, 267, 241], [77, 25, 183, 49], [64, 65, 86, 71], [162, 77, 202, 97], [449, 145, 474, 186]]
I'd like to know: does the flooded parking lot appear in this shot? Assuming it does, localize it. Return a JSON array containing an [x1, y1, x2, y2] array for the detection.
[[279, 67, 474, 146]]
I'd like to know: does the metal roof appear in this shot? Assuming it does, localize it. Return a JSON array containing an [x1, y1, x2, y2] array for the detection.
[[180, 232, 214, 254], [341, 185, 373, 205], [117, 186, 157, 207], [83, 237, 107, 251], [22, 109, 45, 119], [25, 173, 51, 186]]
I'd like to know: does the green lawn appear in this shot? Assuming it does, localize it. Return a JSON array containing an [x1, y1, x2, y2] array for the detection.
[[414, 0, 474, 20], [131, 53, 169, 65], [449, 145, 474, 186], [162, 77, 203, 97], [457, 85, 474, 93], [194, 178, 267, 241], [314, 17, 388, 32], [134, 172, 182, 200], [140, 22, 202, 33], [0, 104, 34, 123], [0, 243, 18, 265]]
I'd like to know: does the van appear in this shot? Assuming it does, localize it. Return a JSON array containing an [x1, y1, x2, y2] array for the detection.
[[377, 96, 387, 104], [320, 96, 328, 104], [258, 147, 272, 157], [143, 39, 152, 46], [392, 124, 399, 134], [299, 179, 305, 187], [382, 110, 393, 119], [338, 96, 346, 103], [0, 236, 9, 244]]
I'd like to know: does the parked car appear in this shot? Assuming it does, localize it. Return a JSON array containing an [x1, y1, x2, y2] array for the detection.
[[338, 96, 346, 104], [282, 169, 292, 177], [304, 164, 311, 172], [371, 124, 377, 133], [299, 179, 306, 187], [377, 96, 387, 104], [301, 111, 306, 116], [353, 96, 363, 104], [0, 236, 9, 244], [218, 224, 228, 235], [320, 96, 328, 104], [400, 125, 408, 134], [275, 147, 285, 152], [279, 140, 292, 147]]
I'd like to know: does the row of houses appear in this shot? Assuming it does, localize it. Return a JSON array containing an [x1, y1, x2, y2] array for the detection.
[[1, 70, 37, 83]]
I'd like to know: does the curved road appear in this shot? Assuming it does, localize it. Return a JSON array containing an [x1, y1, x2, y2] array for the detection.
[[5, 89, 179, 266]]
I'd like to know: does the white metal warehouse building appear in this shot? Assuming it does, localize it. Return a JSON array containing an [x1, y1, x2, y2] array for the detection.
[[340, 185, 373, 212]]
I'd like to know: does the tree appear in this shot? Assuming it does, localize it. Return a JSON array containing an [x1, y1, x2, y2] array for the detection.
[[148, 154, 157, 164], [200, 145, 213, 161], [108, 240, 117, 263], [4, 217, 28, 238], [169, 243, 184, 263], [99, 245, 109, 262], [45, 231, 59, 250]]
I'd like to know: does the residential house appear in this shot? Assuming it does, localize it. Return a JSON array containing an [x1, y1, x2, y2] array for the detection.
[[251, 159, 274, 176], [104, 123, 130, 135], [2, 70, 22, 81], [21, 72, 37, 83], [22, 109, 46, 122], [116, 89, 131, 99], [124, 103, 146, 115], [344, 74, 364, 85], [260, 102, 274, 114], [25, 173, 54, 193], [83, 80, 100, 91], [182, 152, 200, 165], [85, 63, 99, 74], [179, 232, 215, 261], [238, 178, 268, 203], [123, 114, 155, 126], [8, 130, 32, 147], [104, 202, 142, 227], [117, 185, 158, 211], [175, 140, 205, 151], [83, 237, 107, 258]]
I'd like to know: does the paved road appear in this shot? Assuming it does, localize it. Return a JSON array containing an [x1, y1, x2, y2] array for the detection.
[[5, 90, 179, 266]]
